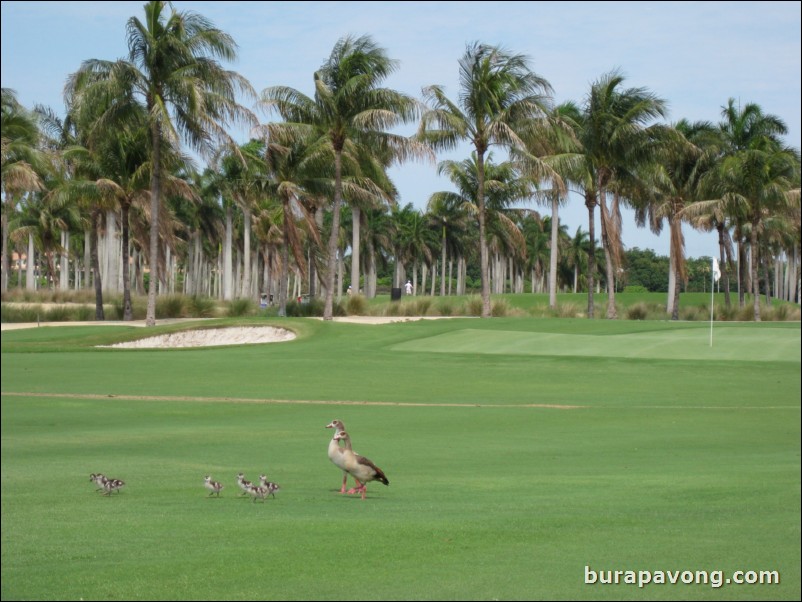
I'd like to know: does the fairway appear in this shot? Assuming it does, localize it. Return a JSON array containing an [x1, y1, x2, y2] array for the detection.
[[391, 325, 802, 363], [1, 318, 800, 601]]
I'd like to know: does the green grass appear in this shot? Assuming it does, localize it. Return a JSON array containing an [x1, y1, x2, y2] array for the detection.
[[1, 317, 800, 600]]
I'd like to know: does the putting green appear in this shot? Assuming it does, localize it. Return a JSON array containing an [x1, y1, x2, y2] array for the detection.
[[391, 326, 801, 362]]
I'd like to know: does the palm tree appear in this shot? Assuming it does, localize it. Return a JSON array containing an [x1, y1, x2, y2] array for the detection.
[[262, 34, 427, 320], [685, 100, 800, 319], [419, 42, 552, 317], [518, 210, 549, 293], [434, 153, 532, 295], [566, 226, 590, 293], [716, 99, 799, 320], [2, 89, 45, 293], [347, 144, 397, 299], [361, 206, 394, 298], [638, 120, 718, 319], [684, 206, 736, 306], [393, 203, 435, 292], [540, 101, 600, 315], [211, 140, 268, 301], [68, 0, 255, 326], [426, 191, 470, 296], [516, 101, 576, 306], [583, 71, 668, 318], [260, 131, 325, 316], [10, 185, 82, 290]]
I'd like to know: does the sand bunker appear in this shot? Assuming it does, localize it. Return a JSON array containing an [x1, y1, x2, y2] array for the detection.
[[103, 326, 296, 349]]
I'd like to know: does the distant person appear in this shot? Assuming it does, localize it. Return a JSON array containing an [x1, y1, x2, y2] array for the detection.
[[404, 280, 413, 295], [347, 285, 353, 296], [260, 294, 268, 309]]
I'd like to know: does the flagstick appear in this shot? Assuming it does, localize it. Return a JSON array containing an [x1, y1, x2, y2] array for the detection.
[[709, 266, 715, 347]]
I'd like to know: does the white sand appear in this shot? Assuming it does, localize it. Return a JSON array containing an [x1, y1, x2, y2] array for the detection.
[[2, 316, 466, 348], [101, 326, 296, 349]]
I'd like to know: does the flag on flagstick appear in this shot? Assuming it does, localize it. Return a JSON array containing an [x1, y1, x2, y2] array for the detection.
[[712, 257, 721, 282]]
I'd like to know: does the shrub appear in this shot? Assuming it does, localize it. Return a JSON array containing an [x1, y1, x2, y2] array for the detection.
[[491, 298, 510, 317], [226, 298, 254, 317], [412, 297, 433, 316], [762, 304, 800, 322], [437, 299, 454, 316], [716, 304, 738, 321], [549, 302, 583, 319], [188, 295, 217, 318], [625, 302, 649, 320], [75, 305, 93, 321], [44, 305, 76, 322], [737, 304, 756, 322], [110, 299, 125, 320], [465, 296, 483, 316], [346, 294, 368, 316], [623, 285, 649, 294], [157, 295, 187, 319], [0, 304, 40, 322], [679, 305, 707, 321]]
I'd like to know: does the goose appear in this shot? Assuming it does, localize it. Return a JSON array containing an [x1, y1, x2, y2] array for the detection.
[[326, 419, 354, 493], [203, 475, 223, 497], [102, 478, 125, 496], [333, 430, 389, 500], [258, 475, 281, 499], [247, 479, 280, 503], [90, 473, 107, 492], [236, 473, 253, 496]]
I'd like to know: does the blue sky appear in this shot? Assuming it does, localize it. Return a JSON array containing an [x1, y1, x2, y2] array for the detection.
[[2, 0, 800, 259]]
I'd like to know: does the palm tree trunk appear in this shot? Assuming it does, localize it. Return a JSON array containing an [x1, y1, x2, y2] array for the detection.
[[83, 228, 91, 291], [750, 222, 760, 320], [106, 210, 119, 293], [223, 205, 233, 300], [324, 152, 343, 320], [666, 248, 677, 314], [121, 201, 133, 321], [598, 190, 617, 319], [26, 234, 35, 291], [279, 214, 289, 317], [457, 256, 463, 296], [448, 258, 453, 295], [738, 237, 747, 308], [351, 206, 360, 293], [549, 194, 559, 309], [717, 223, 731, 308], [366, 237, 376, 298], [146, 121, 162, 326], [241, 205, 251, 299], [476, 151, 491, 318], [59, 230, 69, 289], [440, 228, 447, 297], [585, 191, 596, 318], [1, 197, 9, 294], [90, 209, 104, 320]]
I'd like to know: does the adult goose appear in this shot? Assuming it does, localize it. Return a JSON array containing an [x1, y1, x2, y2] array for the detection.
[[326, 420, 351, 493], [333, 430, 389, 500]]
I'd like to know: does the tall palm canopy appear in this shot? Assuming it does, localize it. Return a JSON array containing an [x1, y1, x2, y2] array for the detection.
[[261, 34, 429, 320], [419, 42, 552, 317], [716, 99, 799, 320], [67, 0, 255, 325]]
